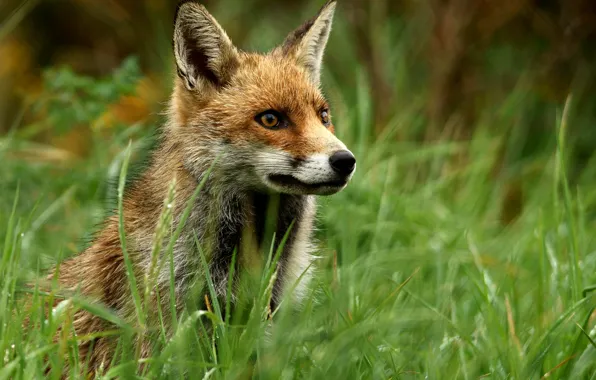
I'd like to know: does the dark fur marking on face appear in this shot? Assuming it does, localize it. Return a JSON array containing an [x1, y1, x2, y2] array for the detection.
[[291, 157, 305, 169]]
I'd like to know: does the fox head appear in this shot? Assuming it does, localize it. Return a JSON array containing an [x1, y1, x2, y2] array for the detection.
[[171, 0, 355, 196]]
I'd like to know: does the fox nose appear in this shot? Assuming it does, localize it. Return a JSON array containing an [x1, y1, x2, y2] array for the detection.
[[329, 150, 356, 176]]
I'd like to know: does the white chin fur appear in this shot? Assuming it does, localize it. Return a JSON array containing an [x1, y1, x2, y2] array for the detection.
[[254, 152, 354, 195]]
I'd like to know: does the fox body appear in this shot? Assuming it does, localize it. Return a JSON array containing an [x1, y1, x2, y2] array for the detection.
[[36, 0, 354, 374]]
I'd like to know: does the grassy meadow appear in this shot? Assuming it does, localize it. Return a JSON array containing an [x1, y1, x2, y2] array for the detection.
[[2, 0, 596, 378]]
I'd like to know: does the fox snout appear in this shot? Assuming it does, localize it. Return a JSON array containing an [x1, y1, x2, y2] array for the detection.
[[256, 146, 356, 196]]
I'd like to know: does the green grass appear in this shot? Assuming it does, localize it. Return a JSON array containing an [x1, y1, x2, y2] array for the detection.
[[3, 2, 596, 379], [3, 80, 596, 379]]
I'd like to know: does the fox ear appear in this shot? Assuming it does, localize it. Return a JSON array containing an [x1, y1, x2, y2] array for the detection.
[[281, 0, 336, 85], [173, 1, 239, 91]]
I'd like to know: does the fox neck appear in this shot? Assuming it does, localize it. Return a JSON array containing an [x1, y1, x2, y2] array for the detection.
[[130, 139, 315, 312]]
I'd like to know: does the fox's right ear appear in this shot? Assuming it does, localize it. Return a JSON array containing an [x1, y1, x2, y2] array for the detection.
[[173, 1, 239, 91], [281, 0, 336, 86]]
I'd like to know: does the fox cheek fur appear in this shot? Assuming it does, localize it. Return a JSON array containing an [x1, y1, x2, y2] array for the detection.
[[33, 0, 355, 375]]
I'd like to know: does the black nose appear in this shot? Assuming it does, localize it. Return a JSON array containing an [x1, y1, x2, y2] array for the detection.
[[329, 150, 356, 176]]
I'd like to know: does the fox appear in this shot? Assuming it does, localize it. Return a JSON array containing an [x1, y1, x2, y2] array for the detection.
[[29, 0, 355, 375]]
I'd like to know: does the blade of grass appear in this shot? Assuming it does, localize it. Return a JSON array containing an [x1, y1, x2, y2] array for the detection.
[[558, 306, 596, 378], [556, 94, 582, 303], [225, 248, 238, 326], [0, 0, 40, 40], [1, 183, 19, 277], [526, 295, 592, 376], [117, 142, 145, 331], [195, 236, 228, 367], [164, 158, 218, 330]]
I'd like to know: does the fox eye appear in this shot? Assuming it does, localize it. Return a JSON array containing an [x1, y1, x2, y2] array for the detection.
[[320, 109, 331, 127], [256, 110, 283, 129]]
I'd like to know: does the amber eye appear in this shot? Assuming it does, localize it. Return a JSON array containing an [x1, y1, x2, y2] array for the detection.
[[260, 113, 278, 128], [256, 111, 283, 129], [321, 109, 331, 126]]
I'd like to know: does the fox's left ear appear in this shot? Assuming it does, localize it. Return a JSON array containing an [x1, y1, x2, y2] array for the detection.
[[173, 1, 239, 91], [281, 0, 336, 86]]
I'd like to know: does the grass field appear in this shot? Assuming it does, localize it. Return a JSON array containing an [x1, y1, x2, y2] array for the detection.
[[2, 1, 596, 379]]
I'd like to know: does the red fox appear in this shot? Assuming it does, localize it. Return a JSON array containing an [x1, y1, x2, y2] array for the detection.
[[33, 0, 354, 374]]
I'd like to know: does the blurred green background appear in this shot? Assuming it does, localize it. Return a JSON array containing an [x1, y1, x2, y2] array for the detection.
[[3, 0, 596, 261], [3, 0, 596, 378], [2, 0, 596, 192]]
